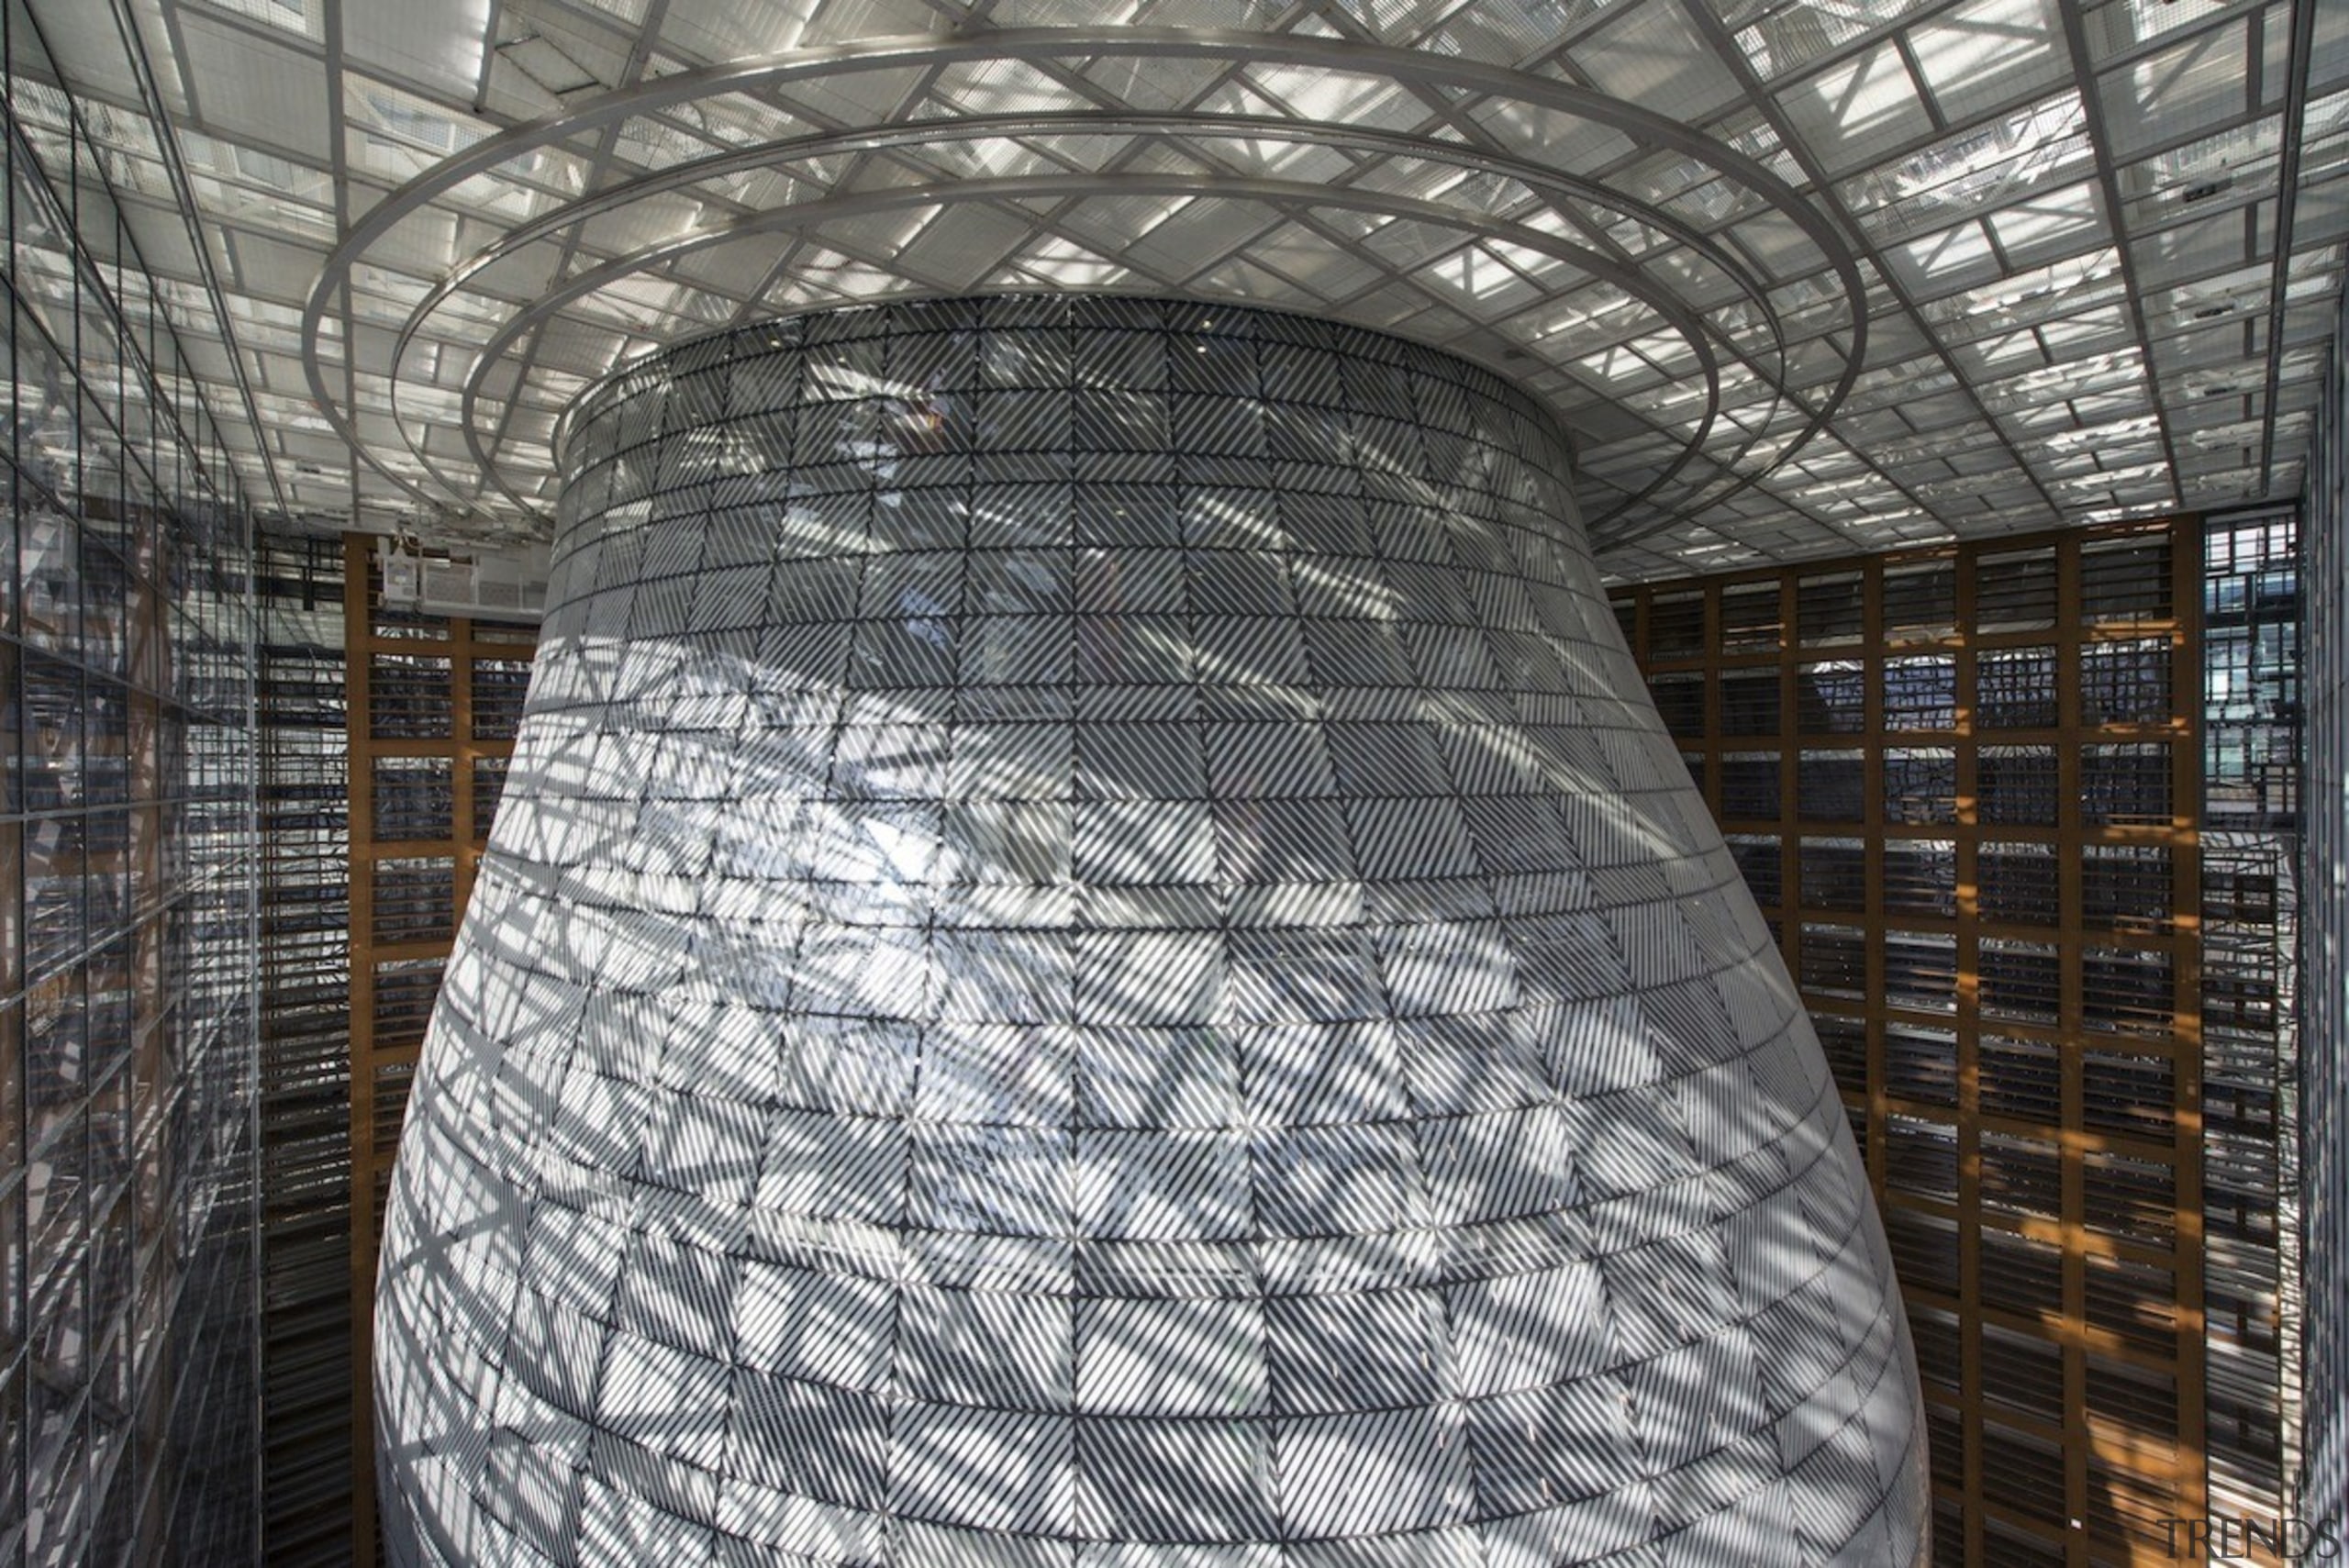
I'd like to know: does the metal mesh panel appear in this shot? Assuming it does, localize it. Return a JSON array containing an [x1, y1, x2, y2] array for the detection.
[[373, 300, 1927, 1568]]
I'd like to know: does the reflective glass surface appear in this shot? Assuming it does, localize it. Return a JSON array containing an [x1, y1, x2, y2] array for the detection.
[[0, 4, 262, 1561]]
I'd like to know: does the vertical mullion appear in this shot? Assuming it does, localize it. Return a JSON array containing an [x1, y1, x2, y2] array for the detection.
[[2172, 515, 2210, 1536], [2055, 528, 2089, 1567], [1775, 571, 1795, 976], [450, 619, 476, 920], [1861, 556, 1886, 1193], [1954, 537, 1984, 1568], [1778, 580, 1801, 999], [341, 530, 378, 1568]]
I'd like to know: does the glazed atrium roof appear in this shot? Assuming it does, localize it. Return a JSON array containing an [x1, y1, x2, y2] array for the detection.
[[14, 0, 2347, 575]]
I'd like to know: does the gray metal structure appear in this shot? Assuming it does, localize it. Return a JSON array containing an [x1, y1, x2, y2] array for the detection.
[[12, 0, 2338, 578], [374, 299, 1928, 1567]]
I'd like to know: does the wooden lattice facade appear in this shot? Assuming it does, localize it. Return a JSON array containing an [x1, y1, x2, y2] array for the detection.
[[342, 533, 536, 1563], [1612, 517, 2214, 1567]]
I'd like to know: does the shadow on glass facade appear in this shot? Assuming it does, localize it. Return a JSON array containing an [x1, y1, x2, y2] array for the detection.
[[375, 297, 1925, 1567], [0, 2, 261, 1561]]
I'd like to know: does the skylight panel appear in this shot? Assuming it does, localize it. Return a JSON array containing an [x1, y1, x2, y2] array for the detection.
[[2038, 412, 2165, 454], [1127, 198, 1284, 277], [563, 0, 654, 21], [342, 0, 498, 101], [1726, 210, 1826, 282], [2155, 262, 2275, 328], [1733, 0, 1937, 82], [1421, 244, 1543, 317], [347, 76, 489, 156], [1422, 0, 1598, 63], [1907, 0, 2067, 124], [894, 206, 1035, 292], [571, 273, 690, 334], [2132, 209, 2261, 288], [1242, 64, 1419, 129], [1644, 175, 1756, 236], [1348, 154, 1486, 207], [188, 172, 338, 244], [2113, 115, 2283, 239], [1066, 51, 1223, 115], [1779, 41, 1938, 174], [1188, 251, 1326, 304], [2083, 0, 2246, 60], [2044, 457, 2171, 493], [1486, 237, 1591, 290], [611, 114, 724, 177], [1570, 2, 1744, 123], [663, 92, 806, 153], [1890, 219, 2002, 295], [2166, 346, 2263, 404], [2035, 306, 2135, 355], [925, 58, 1088, 118], [1188, 133, 1355, 183], [891, 135, 1072, 182], [767, 65, 930, 129], [1575, 341, 1671, 390], [440, 167, 565, 227], [190, 0, 320, 41], [576, 191, 716, 262], [1521, 284, 1644, 355], [1928, 247, 2127, 333], [1248, 222, 1385, 296], [1466, 98, 1640, 173], [1000, 237, 1127, 289], [653, 0, 829, 62], [2098, 17, 2254, 159], [1984, 182, 2106, 260]]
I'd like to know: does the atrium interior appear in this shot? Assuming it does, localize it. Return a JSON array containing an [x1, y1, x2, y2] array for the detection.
[[0, 0, 2343, 1563]]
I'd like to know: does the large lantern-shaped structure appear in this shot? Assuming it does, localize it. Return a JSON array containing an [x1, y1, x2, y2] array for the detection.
[[374, 298, 1928, 1568]]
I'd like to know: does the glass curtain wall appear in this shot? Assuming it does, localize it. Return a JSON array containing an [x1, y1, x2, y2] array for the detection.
[[2199, 508, 2303, 1521], [254, 529, 350, 1565], [2304, 295, 2349, 1536], [0, 0, 262, 1562]]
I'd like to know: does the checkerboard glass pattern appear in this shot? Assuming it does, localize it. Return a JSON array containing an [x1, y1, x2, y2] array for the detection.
[[373, 298, 1928, 1567]]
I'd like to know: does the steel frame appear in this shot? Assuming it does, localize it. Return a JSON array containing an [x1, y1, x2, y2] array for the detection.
[[296, 27, 1872, 534]]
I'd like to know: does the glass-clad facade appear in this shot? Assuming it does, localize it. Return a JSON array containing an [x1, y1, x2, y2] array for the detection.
[[0, 1, 261, 1561], [2305, 287, 2349, 1541]]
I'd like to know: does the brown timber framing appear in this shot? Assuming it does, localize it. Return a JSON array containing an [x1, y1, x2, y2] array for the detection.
[[342, 530, 533, 1566], [1613, 516, 2209, 1568]]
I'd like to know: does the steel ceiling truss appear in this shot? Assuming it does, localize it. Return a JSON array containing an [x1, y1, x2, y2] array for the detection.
[[16, 0, 2344, 573]]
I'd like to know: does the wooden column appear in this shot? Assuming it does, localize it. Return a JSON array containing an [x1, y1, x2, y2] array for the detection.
[[344, 532, 535, 1566]]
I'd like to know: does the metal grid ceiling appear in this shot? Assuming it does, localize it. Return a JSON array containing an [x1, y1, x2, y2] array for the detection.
[[17, 0, 2349, 577]]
